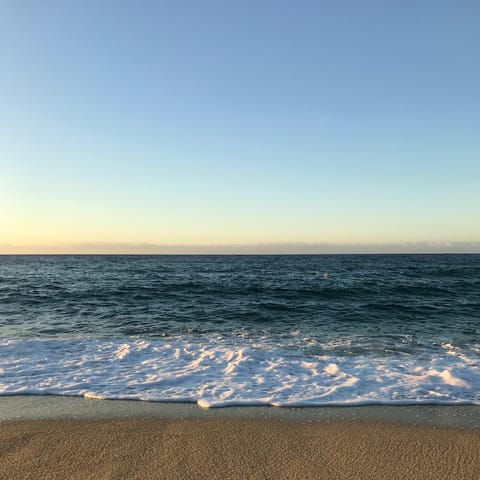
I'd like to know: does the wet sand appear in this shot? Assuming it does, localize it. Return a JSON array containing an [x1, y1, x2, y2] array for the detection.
[[1, 416, 479, 480]]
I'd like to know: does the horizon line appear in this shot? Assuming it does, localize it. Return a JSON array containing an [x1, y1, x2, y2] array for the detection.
[[1, 253, 479, 256]]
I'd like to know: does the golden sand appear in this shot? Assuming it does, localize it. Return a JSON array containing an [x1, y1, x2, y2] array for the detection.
[[0, 418, 478, 479]]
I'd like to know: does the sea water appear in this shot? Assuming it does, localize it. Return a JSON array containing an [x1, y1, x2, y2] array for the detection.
[[0, 254, 478, 407]]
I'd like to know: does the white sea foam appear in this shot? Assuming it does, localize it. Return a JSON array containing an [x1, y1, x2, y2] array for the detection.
[[0, 337, 479, 408]]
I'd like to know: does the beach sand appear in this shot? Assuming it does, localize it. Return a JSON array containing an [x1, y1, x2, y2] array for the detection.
[[1, 417, 479, 480]]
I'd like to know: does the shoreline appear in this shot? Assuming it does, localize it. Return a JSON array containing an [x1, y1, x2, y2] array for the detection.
[[0, 395, 479, 429]]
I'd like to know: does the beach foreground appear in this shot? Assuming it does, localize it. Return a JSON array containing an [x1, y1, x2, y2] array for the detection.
[[1, 417, 479, 480]]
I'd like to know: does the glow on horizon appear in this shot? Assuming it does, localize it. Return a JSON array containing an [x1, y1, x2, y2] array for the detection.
[[1, 1, 479, 253]]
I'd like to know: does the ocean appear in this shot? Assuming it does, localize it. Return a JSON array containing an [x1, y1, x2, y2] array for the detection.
[[0, 254, 479, 407]]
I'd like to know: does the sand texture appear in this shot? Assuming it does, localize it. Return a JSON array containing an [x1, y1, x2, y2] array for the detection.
[[0, 418, 479, 480]]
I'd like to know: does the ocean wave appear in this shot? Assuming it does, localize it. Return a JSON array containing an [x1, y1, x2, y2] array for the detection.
[[1, 336, 478, 408]]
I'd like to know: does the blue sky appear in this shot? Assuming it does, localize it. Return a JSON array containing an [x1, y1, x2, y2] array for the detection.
[[1, 1, 479, 252]]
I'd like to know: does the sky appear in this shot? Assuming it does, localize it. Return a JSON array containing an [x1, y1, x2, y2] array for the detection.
[[1, 1, 479, 253]]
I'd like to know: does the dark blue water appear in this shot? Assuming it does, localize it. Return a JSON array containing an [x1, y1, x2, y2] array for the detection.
[[0, 255, 479, 406], [1, 254, 479, 346]]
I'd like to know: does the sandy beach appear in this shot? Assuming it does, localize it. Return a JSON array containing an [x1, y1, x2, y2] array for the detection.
[[1, 412, 479, 479]]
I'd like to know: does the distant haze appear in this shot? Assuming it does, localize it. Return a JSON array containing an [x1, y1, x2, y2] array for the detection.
[[1, 242, 479, 255]]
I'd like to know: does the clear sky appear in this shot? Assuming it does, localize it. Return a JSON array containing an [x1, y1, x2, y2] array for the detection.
[[1, 1, 479, 253]]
